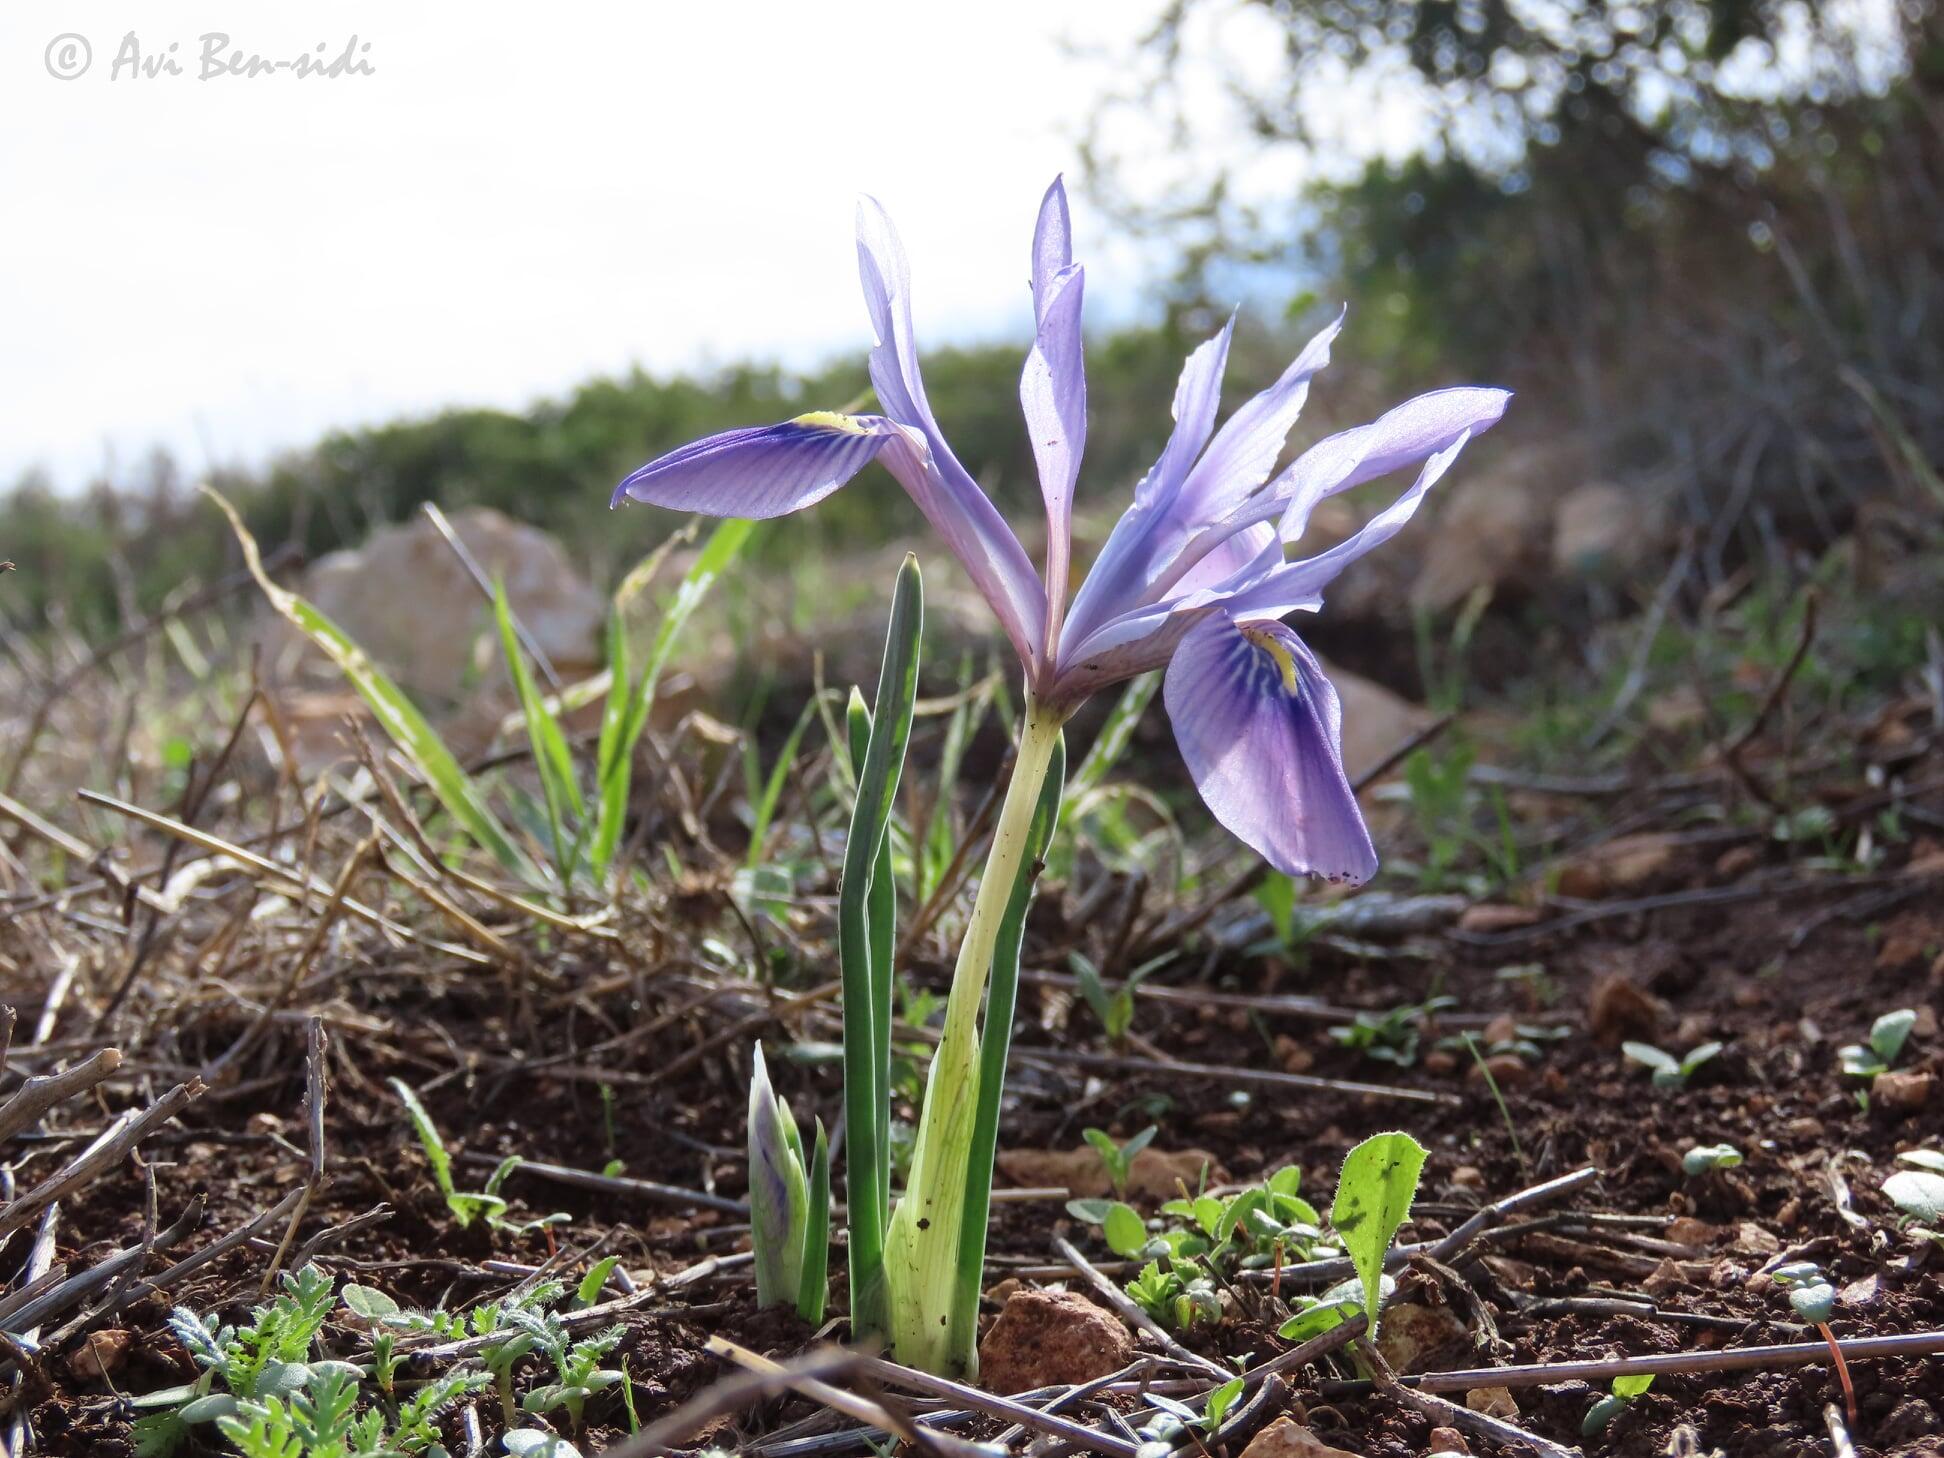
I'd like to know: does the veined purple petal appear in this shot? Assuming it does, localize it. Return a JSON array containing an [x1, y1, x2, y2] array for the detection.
[[1051, 429, 1476, 705], [1171, 311, 1343, 529], [1060, 318, 1235, 654], [1231, 430, 1473, 618], [1031, 176, 1072, 321], [1164, 615, 1377, 883], [856, 196, 1048, 676], [1143, 382, 1508, 605], [1021, 261, 1086, 660], [612, 413, 899, 517], [1277, 386, 1511, 541]]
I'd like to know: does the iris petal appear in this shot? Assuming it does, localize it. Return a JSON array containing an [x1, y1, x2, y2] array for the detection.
[[1164, 615, 1376, 884], [1061, 318, 1235, 654], [1021, 260, 1086, 658], [613, 414, 897, 517], [856, 196, 1048, 677]]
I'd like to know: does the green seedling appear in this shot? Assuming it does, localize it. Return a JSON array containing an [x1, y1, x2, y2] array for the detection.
[[1838, 1008, 1917, 1079], [1082, 1125, 1158, 1198], [1682, 1143, 1743, 1176], [1331, 997, 1458, 1067], [1768, 1261, 1855, 1421], [390, 1078, 568, 1236], [1329, 1131, 1427, 1346], [1621, 1040, 1723, 1090], [135, 1264, 491, 1458], [504, 1433, 585, 1458], [1072, 951, 1164, 1047], [1581, 1373, 1655, 1436]]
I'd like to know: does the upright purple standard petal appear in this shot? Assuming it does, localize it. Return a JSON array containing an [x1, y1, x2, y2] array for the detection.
[[613, 413, 903, 517], [1030, 176, 1072, 319], [1021, 260, 1086, 661], [1164, 614, 1377, 884], [857, 197, 1048, 677], [1061, 319, 1235, 653]]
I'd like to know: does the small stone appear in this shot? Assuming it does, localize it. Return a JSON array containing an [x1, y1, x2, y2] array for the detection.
[[1557, 832, 1679, 899], [1482, 1013, 1519, 1047], [1642, 1258, 1690, 1296], [1666, 1217, 1719, 1249], [1239, 1417, 1363, 1458], [67, 1329, 132, 1381], [985, 1278, 1021, 1306], [1465, 1386, 1518, 1419], [1840, 1273, 1882, 1310], [1876, 934, 1927, 972], [1376, 1303, 1466, 1374], [245, 1111, 284, 1135], [1733, 1221, 1781, 1255], [1274, 1034, 1316, 1074], [1466, 1053, 1528, 1089], [1423, 1049, 1460, 1076], [1911, 1005, 1939, 1039], [1450, 1165, 1488, 1194], [977, 1289, 1134, 1395], [1425, 1428, 1471, 1455], [1457, 903, 1540, 934], [1587, 974, 1668, 1045], [1711, 1258, 1749, 1290], [1714, 844, 1761, 878], [1874, 1070, 1933, 1115]]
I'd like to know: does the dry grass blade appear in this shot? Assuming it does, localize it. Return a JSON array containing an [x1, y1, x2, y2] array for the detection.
[[0, 1049, 122, 1144], [0, 1079, 202, 1241], [74, 788, 492, 964]]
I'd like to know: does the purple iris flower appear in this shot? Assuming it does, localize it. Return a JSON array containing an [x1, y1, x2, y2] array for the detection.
[[614, 179, 1509, 884]]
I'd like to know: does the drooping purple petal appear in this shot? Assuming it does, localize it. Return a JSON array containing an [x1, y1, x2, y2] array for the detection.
[[856, 197, 1048, 675], [612, 413, 900, 517], [1021, 261, 1086, 659], [1163, 614, 1377, 883], [1031, 176, 1072, 321], [1060, 319, 1235, 653]]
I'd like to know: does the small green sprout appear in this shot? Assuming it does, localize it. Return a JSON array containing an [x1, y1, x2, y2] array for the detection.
[[1837, 1008, 1917, 1079], [1621, 1039, 1723, 1090], [1331, 997, 1458, 1067], [1082, 1125, 1158, 1197], [389, 1078, 568, 1237], [1071, 952, 1171, 1047], [1768, 1260, 1856, 1420], [1330, 1131, 1427, 1345], [1682, 1142, 1744, 1176], [1582, 1373, 1655, 1435]]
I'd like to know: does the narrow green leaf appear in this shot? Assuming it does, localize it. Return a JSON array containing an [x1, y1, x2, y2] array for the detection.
[[745, 697, 821, 869], [838, 555, 923, 1342], [591, 517, 753, 879], [574, 1256, 621, 1310], [494, 581, 583, 884], [797, 1119, 831, 1326], [207, 487, 536, 883], [388, 1078, 457, 1203], [1330, 1131, 1428, 1345]]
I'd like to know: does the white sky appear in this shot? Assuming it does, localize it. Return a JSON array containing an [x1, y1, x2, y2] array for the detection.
[[1, 1, 1181, 491]]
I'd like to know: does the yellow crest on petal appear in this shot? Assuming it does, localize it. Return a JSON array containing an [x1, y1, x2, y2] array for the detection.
[[1238, 622, 1301, 696], [791, 410, 871, 435]]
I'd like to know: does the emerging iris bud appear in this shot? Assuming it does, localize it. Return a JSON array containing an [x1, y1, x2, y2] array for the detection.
[[746, 1042, 829, 1322]]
